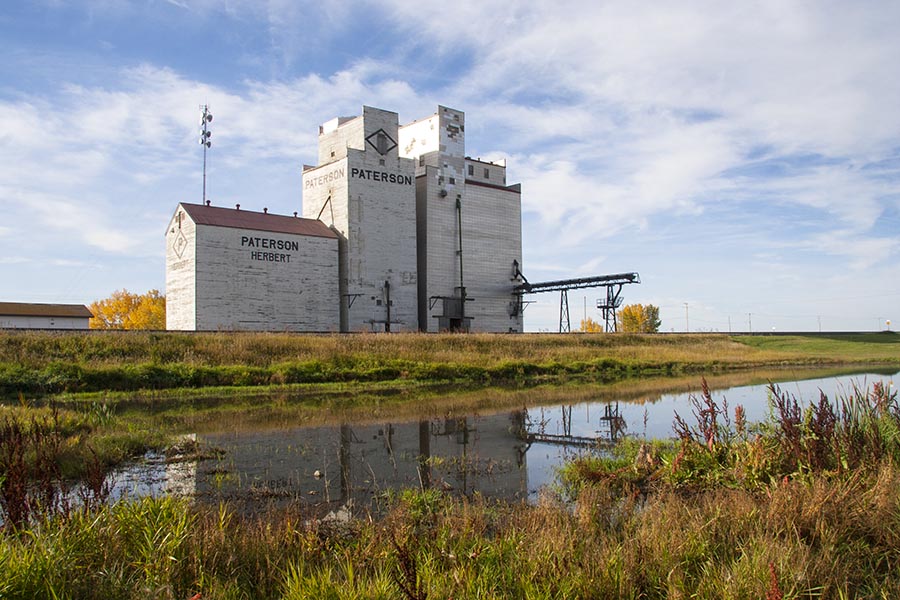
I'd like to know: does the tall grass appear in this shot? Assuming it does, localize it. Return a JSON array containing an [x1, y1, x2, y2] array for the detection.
[[0, 404, 168, 516], [563, 377, 900, 497], [8, 331, 893, 369], [3, 330, 897, 398], [664, 378, 900, 488], [2, 472, 900, 599]]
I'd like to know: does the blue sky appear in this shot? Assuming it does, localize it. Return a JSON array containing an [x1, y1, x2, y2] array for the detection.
[[2, 0, 898, 332]]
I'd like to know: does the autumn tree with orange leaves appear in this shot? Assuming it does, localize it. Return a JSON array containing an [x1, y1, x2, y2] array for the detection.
[[89, 289, 166, 330]]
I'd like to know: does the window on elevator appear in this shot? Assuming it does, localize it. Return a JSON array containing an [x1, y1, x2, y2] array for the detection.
[[376, 132, 389, 155]]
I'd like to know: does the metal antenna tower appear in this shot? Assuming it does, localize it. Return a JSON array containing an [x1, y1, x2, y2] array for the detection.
[[199, 105, 213, 204]]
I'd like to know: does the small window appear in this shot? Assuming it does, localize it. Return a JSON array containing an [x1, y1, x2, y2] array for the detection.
[[449, 177, 455, 185], [379, 158, 385, 166], [484, 168, 490, 179], [376, 132, 389, 155], [376, 299, 383, 306], [419, 156, 425, 166], [467, 165, 474, 176]]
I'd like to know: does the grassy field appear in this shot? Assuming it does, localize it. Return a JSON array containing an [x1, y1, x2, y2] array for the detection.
[[1, 330, 898, 399], [735, 332, 900, 361], [5, 330, 900, 368]]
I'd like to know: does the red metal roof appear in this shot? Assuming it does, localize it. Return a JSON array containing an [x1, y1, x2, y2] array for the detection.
[[178, 203, 337, 239], [0, 302, 93, 318]]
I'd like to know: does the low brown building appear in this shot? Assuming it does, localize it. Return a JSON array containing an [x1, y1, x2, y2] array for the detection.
[[0, 302, 93, 329]]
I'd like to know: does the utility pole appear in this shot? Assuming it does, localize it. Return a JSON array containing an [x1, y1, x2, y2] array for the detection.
[[684, 302, 689, 333], [748, 313, 752, 333]]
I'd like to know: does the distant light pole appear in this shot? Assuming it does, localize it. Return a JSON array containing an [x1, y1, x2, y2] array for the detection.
[[684, 302, 689, 333], [199, 105, 213, 204], [748, 313, 752, 333]]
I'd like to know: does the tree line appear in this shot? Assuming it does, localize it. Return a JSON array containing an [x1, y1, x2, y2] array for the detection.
[[89, 289, 661, 333]]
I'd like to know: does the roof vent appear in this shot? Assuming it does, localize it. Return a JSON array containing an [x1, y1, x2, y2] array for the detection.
[[294, 212, 298, 217], [235, 204, 240, 210], [263, 207, 268, 214], [205, 200, 211, 206]]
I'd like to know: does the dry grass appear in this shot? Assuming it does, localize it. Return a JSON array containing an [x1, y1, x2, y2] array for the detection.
[[3, 472, 900, 599], [4, 330, 896, 399], [0, 330, 853, 369]]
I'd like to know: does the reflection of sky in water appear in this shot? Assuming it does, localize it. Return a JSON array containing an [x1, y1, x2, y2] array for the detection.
[[106, 453, 197, 501], [530, 370, 899, 443], [522, 443, 590, 499], [111, 371, 897, 507]]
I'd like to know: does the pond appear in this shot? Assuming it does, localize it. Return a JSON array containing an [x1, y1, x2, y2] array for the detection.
[[109, 368, 898, 512]]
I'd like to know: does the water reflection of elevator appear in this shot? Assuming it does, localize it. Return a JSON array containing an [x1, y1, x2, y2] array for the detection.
[[193, 411, 535, 512], [330, 412, 530, 506]]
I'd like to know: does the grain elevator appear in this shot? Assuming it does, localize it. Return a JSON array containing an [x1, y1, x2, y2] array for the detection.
[[167, 105, 523, 333]]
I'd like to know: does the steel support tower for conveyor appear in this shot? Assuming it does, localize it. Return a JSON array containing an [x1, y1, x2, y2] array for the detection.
[[513, 271, 641, 333]]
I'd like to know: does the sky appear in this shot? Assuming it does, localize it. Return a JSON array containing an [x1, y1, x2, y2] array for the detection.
[[1, 0, 898, 333]]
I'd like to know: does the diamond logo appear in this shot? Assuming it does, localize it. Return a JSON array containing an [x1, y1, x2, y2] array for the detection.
[[366, 129, 397, 156], [173, 231, 188, 258]]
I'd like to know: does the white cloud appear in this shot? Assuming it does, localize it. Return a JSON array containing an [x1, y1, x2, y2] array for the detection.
[[803, 230, 900, 270], [13, 190, 136, 253], [411, 0, 900, 276], [0, 59, 430, 261]]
